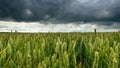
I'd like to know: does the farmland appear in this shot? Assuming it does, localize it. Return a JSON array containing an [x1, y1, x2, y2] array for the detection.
[[0, 32, 120, 68]]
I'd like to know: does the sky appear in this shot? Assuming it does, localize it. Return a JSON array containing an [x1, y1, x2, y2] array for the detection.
[[0, 0, 120, 32]]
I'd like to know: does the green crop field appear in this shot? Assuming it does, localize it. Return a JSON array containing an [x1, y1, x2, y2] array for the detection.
[[0, 32, 120, 68]]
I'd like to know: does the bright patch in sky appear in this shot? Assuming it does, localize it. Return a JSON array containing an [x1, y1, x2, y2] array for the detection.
[[77, 0, 90, 3], [0, 21, 119, 32]]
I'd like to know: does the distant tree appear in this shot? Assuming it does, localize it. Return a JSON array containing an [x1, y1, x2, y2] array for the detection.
[[15, 30, 17, 33], [11, 30, 12, 33], [94, 28, 97, 36]]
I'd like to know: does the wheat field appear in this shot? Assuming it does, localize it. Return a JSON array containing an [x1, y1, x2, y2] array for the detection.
[[0, 32, 120, 68]]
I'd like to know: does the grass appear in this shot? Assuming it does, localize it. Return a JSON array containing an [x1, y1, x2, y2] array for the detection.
[[0, 32, 120, 68]]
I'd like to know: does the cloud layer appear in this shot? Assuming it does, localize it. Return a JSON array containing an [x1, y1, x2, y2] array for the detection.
[[0, 0, 120, 25], [0, 21, 119, 32]]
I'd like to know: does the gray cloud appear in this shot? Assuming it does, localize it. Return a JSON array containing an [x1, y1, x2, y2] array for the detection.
[[0, 0, 120, 25]]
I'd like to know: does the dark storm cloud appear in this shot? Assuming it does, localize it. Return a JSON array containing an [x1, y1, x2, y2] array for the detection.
[[0, 0, 120, 24]]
